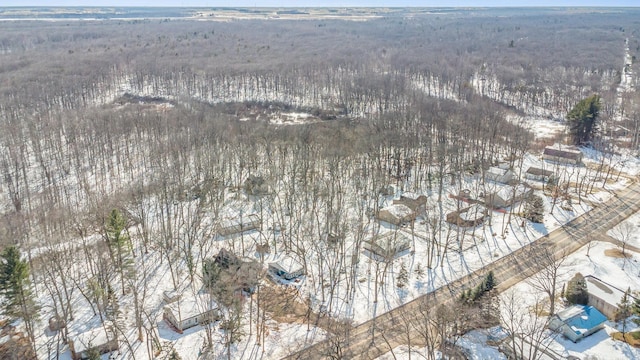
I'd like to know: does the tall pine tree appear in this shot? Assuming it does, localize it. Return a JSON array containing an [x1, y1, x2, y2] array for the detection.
[[105, 209, 133, 296], [616, 288, 632, 340], [567, 94, 601, 145], [0, 246, 39, 353]]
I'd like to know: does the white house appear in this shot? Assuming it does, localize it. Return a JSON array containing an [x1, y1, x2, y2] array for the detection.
[[485, 166, 514, 184], [163, 291, 219, 333], [376, 204, 415, 225], [69, 325, 118, 360], [484, 184, 532, 209], [363, 231, 411, 260], [216, 214, 261, 236], [268, 255, 305, 283], [548, 305, 607, 343], [584, 275, 637, 319]]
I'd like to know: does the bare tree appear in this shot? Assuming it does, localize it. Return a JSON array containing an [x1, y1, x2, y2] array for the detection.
[[526, 244, 567, 316]]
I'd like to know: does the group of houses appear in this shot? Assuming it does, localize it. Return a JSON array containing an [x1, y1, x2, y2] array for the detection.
[[57, 146, 587, 358]]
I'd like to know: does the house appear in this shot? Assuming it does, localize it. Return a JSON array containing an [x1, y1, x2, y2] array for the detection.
[[485, 166, 515, 184], [524, 166, 554, 182], [216, 214, 261, 236], [543, 146, 583, 164], [268, 255, 305, 283], [69, 326, 118, 360], [549, 305, 607, 343], [163, 291, 219, 333], [484, 184, 532, 209], [393, 192, 428, 212], [446, 204, 490, 228], [584, 275, 637, 319], [376, 204, 415, 225], [363, 231, 411, 260]]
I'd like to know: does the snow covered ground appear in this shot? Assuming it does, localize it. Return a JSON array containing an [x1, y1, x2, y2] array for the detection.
[[504, 241, 640, 360]]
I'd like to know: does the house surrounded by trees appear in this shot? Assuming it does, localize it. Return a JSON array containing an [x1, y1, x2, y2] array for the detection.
[[543, 145, 583, 164]]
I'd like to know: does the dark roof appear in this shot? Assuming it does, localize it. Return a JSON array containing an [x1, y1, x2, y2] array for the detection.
[[526, 167, 554, 177], [543, 147, 582, 160], [215, 248, 240, 269]]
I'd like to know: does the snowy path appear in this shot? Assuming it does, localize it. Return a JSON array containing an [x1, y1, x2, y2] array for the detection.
[[284, 180, 640, 360]]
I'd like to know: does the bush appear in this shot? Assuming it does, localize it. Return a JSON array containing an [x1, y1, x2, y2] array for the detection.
[[565, 273, 589, 305]]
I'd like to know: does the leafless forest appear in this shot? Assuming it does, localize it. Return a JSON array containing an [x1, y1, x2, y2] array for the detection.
[[0, 7, 640, 360]]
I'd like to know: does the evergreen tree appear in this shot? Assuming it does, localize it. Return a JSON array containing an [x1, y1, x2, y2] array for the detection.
[[632, 291, 640, 327], [484, 271, 496, 292], [523, 195, 545, 223], [567, 94, 601, 145], [105, 209, 133, 296], [0, 246, 39, 353], [168, 348, 182, 360], [616, 288, 632, 340], [85, 342, 101, 360], [565, 273, 589, 305], [396, 262, 409, 289]]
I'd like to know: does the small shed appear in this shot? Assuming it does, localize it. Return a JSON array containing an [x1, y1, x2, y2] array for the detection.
[[446, 204, 490, 228], [69, 326, 118, 360], [484, 184, 532, 209], [548, 305, 606, 343], [217, 214, 261, 236], [163, 291, 219, 333], [584, 275, 637, 319], [376, 204, 415, 225], [268, 255, 305, 281], [485, 166, 515, 184], [543, 146, 583, 164], [524, 167, 554, 182], [363, 231, 411, 260], [393, 192, 428, 212]]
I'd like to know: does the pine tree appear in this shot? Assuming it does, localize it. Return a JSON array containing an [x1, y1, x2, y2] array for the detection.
[[523, 195, 545, 223], [484, 271, 496, 292], [85, 342, 101, 360], [105, 209, 133, 296], [0, 246, 39, 353], [168, 348, 182, 360], [396, 262, 409, 289], [567, 94, 601, 145], [616, 288, 632, 340], [632, 291, 640, 327], [565, 273, 588, 305]]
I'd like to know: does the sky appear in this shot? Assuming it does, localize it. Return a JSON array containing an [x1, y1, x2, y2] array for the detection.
[[2, 1, 638, 7]]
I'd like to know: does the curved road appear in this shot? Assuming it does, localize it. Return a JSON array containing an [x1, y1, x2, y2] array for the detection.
[[284, 181, 640, 360]]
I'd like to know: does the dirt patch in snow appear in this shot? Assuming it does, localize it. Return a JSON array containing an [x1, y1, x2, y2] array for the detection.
[[604, 248, 631, 258], [256, 285, 349, 335]]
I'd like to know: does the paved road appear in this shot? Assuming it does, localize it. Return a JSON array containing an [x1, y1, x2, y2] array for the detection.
[[284, 181, 640, 360]]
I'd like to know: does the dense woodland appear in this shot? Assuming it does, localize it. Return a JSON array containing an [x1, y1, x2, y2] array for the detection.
[[0, 7, 640, 360]]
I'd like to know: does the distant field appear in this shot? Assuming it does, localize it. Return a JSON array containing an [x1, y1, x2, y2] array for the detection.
[[0, 6, 635, 21]]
